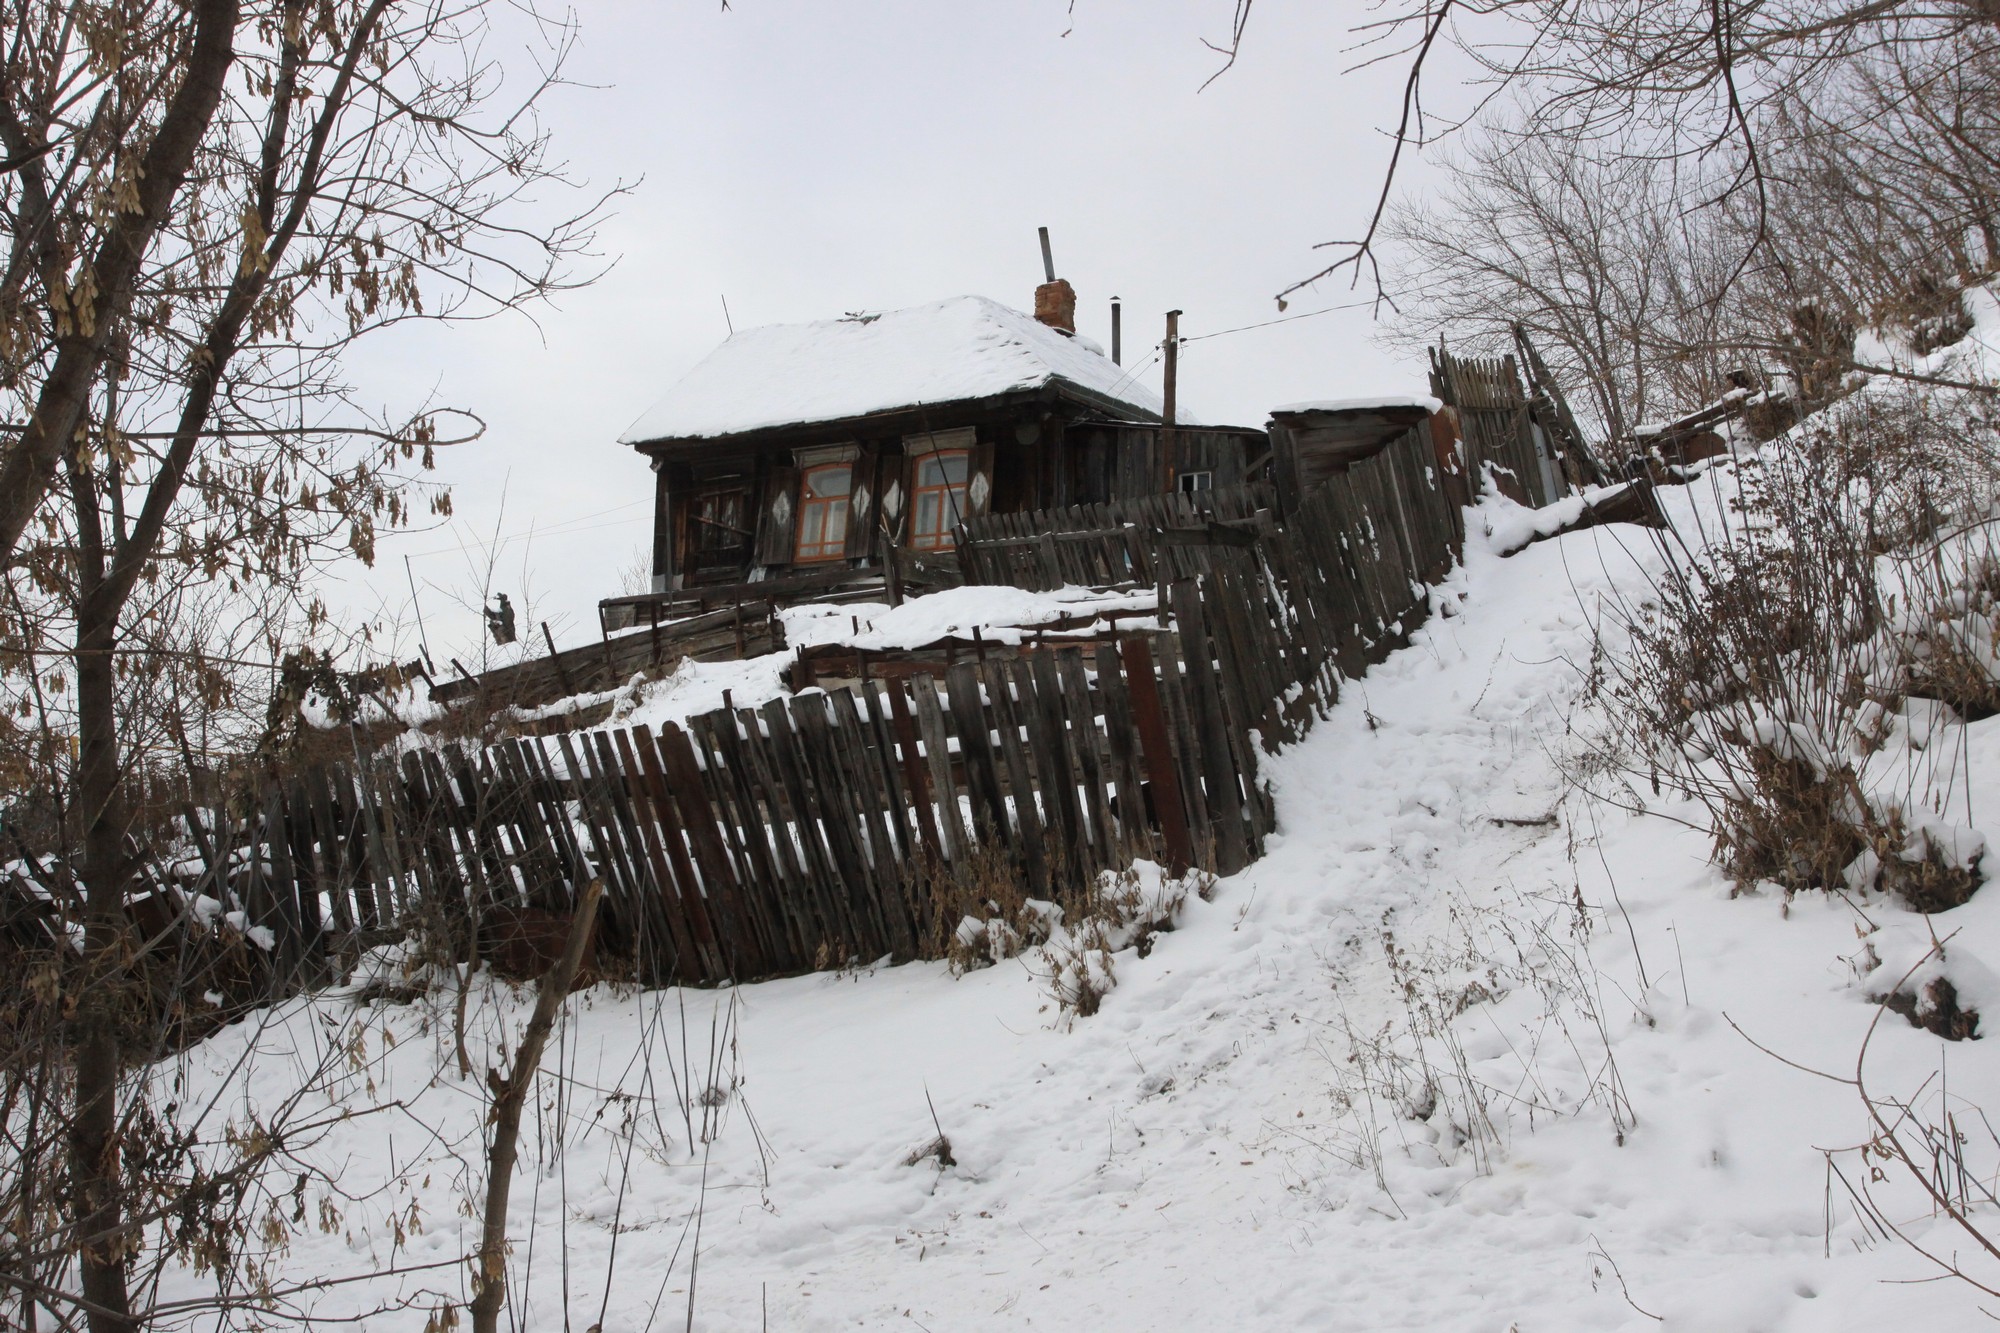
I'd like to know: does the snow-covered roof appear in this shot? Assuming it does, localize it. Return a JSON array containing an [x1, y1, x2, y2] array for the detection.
[[1271, 395, 1442, 416], [620, 295, 1166, 445]]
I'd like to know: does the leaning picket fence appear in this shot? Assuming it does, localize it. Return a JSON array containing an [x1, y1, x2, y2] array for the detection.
[[9, 420, 1469, 998]]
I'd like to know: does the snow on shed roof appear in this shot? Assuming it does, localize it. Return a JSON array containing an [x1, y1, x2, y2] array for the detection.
[[1270, 395, 1442, 416], [620, 295, 1168, 445]]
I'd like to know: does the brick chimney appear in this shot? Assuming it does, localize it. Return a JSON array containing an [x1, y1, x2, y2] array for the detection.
[[1034, 278, 1077, 334]]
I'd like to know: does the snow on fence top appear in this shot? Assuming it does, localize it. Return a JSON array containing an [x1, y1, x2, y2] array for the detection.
[[619, 294, 1170, 444]]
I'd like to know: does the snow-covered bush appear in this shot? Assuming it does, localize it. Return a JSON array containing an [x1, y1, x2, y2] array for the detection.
[[944, 862, 1193, 1022], [1596, 382, 2000, 907], [1032, 866, 1191, 1023]]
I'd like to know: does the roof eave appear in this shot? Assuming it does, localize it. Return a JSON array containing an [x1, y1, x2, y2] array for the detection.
[[626, 378, 1167, 458], [1044, 376, 1162, 425]]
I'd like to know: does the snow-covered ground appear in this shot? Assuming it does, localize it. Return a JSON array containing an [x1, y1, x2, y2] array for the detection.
[[163, 467, 2000, 1331]]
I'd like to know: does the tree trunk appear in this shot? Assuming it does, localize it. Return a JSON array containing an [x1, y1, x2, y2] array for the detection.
[[468, 879, 602, 1333], [68, 572, 138, 1333]]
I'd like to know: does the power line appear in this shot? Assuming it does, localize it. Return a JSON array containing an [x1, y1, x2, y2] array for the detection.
[[1103, 346, 1166, 400], [396, 498, 651, 559], [1181, 298, 1375, 343]]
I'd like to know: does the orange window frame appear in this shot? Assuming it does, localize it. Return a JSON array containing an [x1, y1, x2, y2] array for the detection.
[[793, 462, 852, 563], [908, 449, 970, 551]]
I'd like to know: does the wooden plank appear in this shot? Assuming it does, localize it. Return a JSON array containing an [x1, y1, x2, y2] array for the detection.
[[180, 802, 222, 901], [1055, 647, 1116, 879], [440, 747, 500, 912], [555, 731, 640, 957], [1195, 565, 1263, 745], [758, 696, 859, 957], [688, 715, 795, 975], [1170, 583, 1252, 872], [1208, 562, 1284, 753], [1242, 558, 1301, 734], [514, 738, 590, 904], [261, 781, 306, 977], [910, 674, 970, 864], [285, 778, 331, 956], [327, 764, 383, 932], [630, 725, 727, 981], [1149, 633, 1212, 867], [1022, 652, 1084, 886], [659, 720, 765, 976], [724, 707, 821, 959], [303, 767, 354, 936], [980, 659, 1048, 896], [693, 712, 802, 974], [885, 679, 944, 863], [1261, 530, 1333, 714], [854, 679, 919, 864], [597, 728, 679, 959], [944, 661, 1010, 855], [792, 692, 889, 958], [348, 762, 398, 925], [605, 729, 685, 977], [553, 733, 626, 904], [484, 744, 541, 907], [1094, 642, 1154, 865], [416, 749, 475, 909], [606, 727, 690, 981], [1208, 568, 1280, 835], [495, 741, 561, 908], [829, 686, 920, 957], [492, 740, 567, 911], [393, 751, 446, 918]]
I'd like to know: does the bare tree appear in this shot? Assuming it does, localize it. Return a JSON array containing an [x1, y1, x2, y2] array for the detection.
[[1374, 9, 2000, 437], [1383, 127, 1749, 438], [0, 3, 611, 1329], [1223, 1, 2000, 302]]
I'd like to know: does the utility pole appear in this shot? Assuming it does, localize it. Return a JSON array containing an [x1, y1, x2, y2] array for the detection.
[[1160, 309, 1181, 495]]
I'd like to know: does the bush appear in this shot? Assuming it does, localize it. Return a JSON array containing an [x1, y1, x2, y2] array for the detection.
[[1594, 392, 1999, 908]]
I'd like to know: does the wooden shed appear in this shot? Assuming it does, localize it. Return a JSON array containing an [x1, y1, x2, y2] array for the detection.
[[1267, 396, 1458, 516], [601, 292, 1265, 629]]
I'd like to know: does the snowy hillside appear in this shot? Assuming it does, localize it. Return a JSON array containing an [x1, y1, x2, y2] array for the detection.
[[159, 464, 2000, 1331]]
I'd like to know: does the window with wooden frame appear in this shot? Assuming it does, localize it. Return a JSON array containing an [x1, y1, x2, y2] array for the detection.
[[686, 482, 752, 580], [908, 449, 970, 551], [793, 462, 853, 563]]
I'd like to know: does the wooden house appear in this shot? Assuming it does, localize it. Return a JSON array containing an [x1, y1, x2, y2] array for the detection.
[[600, 288, 1265, 629]]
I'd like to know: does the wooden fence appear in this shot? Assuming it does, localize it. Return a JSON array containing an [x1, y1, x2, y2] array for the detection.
[[956, 482, 1275, 592], [431, 602, 784, 713], [1429, 347, 1568, 509], [9, 416, 1466, 999], [134, 622, 1274, 990]]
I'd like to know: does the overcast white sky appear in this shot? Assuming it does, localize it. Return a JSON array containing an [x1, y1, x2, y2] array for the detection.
[[338, 1, 1449, 671]]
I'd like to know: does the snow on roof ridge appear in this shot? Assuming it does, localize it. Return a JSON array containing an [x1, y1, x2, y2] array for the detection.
[[619, 294, 1170, 446]]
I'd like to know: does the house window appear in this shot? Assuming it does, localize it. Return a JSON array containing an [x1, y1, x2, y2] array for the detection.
[[1178, 470, 1214, 494], [909, 449, 970, 550], [687, 483, 751, 580], [794, 462, 852, 563]]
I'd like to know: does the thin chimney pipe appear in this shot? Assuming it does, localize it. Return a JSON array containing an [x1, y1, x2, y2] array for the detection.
[[1161, 309, 1181, 495], [1111, 298, 1122, 365], [1038, 226, 1056, 283]]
